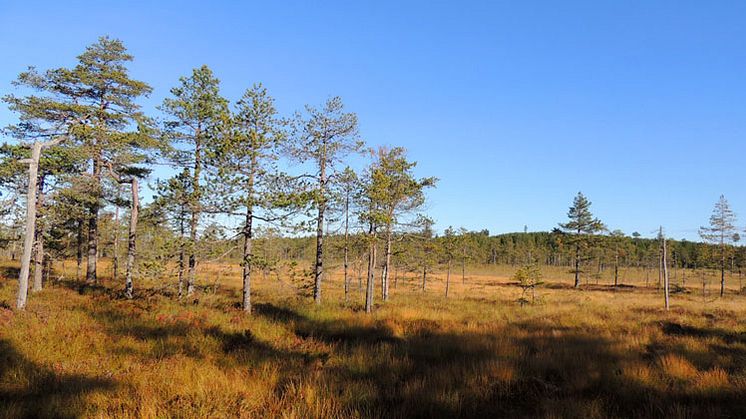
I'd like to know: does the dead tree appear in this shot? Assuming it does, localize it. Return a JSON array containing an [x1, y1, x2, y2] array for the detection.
[[661, 226, 670, 311], [17, 138, 62, 309]]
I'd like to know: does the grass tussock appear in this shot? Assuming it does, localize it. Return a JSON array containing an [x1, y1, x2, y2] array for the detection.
[[1, 259, 746, 418]]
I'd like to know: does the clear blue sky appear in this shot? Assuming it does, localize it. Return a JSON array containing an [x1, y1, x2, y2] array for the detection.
[[2, 1, 745, 240]]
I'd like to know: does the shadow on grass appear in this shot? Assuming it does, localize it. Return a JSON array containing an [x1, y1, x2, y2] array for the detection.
[[0, 339, 117, 418], [661, 321, 746, 345], [0, 266, 19, 281], [253, 303, 746, 418], [31, 282, 746, 418]]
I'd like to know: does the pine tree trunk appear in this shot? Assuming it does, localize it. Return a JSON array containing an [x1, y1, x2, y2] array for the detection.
[[462, 247, 466, 284], [177, 205, 186, 299], [382, 230, 392, 301], [124, 179, 138, 299], [32, 225, 43, 292], [187, 215, 198, 297], [658, 248, 663, 290], [720, 245, 726, 297], [76, 218, 84, 281], [241, 206, 253, 312], [86, 152, 102, 284], [343, 194, 349, 304], [574, 243, 580, 288], [614, 254, 619, 287], [357, 262, 363, 291], [16, 142, 42, 309], [187, 134, 202, 297], [446, 259, 451, 298], [313, 160, 326, 305], [43, 257, 51, 284], [663, 232, 670, 310], [32, 175, 45, 292], [112, 191, 120, 282], [365, 228, 376, 313]]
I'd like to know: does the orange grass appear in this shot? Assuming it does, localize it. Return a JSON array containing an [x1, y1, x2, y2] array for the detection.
[[1, 259, 745, 418]]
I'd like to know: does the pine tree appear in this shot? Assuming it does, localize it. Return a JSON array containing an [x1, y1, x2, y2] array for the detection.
[[371, 147, 436, 301], [699, 195, 738, 297], [559, 192, 605, 288], [290, 97, 362, 305], [0, 36, 133, 305], [442, 226, 459, 298], [161, 65, 228, 298], [151, 169, 193, 297], [67, 37, 152, 284], [211, 84, 289, 313], [417, 217, 438, 292], [336, 167, 360, 304], [608, 229, 629, 287]]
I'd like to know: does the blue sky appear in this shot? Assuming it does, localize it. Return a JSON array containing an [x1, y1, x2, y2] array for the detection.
[[2, 1, 745, 240]]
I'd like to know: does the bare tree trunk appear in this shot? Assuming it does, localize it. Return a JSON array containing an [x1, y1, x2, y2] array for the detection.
[[445, 259, 451, 298], [614, 254, 619, 288], [313, 186, 326, 304], [421, 266, 427, 291], [364, 227, 376, 313], [86, 152, 102, 284], [86, 210, 99, 283], [462, 247, 466, 284], [662, 228, 670, 311], [124, 179, 138, 299], [343, 196, 349, 304], [187, 136, 202, 298], [241, 206, 253, 312], [43, 257, 51, 284], [357, 261, 363, 291], [76, 218, 83, 281], [574, 243, 580, 288], [382, 230, 392, 301], [720, 244, 726, 297], [658, 248, 663, 290], [32, 175, 45, 292], [32, 223, 43, 292], [187, 211, 198, 297], [16, 142, 42, 309], [112, 188, 120, 282], [177, 205, 186, 299]]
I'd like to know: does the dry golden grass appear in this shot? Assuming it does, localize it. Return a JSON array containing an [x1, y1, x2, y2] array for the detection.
[[1, 259, 746, 418]]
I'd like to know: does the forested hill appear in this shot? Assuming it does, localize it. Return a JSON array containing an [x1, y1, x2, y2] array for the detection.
[[172, 229, 743, 273], [458, 231, 738, 270]]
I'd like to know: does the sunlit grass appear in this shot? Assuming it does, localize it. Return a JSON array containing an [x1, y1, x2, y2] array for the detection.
[[1, 258, 745, 417]]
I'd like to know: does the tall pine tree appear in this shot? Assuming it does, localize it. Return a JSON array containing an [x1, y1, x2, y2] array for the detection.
[[700, 195, 738, 297], [161, 65, 228, 298], [559, 192, 605, 288], [290, 97, 361, 305]]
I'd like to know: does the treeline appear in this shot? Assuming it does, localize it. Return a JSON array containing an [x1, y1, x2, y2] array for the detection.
[[102, 228, 742, 285]]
